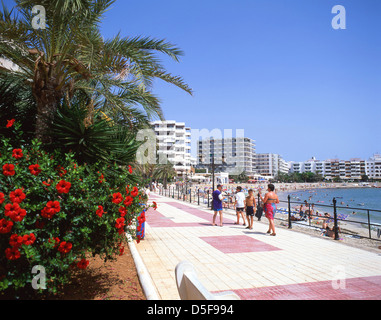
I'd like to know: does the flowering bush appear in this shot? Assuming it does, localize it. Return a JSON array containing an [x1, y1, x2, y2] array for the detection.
[[0, 120, 151, 296]]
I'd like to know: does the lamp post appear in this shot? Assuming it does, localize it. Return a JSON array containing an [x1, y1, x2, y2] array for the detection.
[[199, 153, 226, 210], [211, 153, 215, 195]]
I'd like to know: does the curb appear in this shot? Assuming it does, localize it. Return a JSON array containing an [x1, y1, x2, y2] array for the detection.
[[126, 234, 160, 300]]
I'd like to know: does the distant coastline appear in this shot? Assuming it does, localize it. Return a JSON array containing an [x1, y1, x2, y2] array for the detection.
[[273, 182, 374, 194]]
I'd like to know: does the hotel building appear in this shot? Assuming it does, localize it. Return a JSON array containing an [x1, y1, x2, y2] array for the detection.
[[151, 120, 192, 176], [290, 157, 366, 180], [256, 153, 290, 177], [197, 137, 257, 175], [366, 154, 381, 180]]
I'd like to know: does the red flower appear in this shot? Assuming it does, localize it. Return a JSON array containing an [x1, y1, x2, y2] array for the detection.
[[130, 186, 139, 197], [9, 189, 26, 204], [29, 164, 41, 176], [58, 241, 72, 254], [119, 246, 125, 256], [0, 219, 13, 234], [77, 259, 89, 270], [4, 203, 19, 216], [0, 192, 4, 204], [6, 119, 15, 128], [5, 247, 20, 260], [128, 165, 133, 174], [42, 181, 51, 186], [123, 196, 133, 207], [96, 205, 104, 218], [4, 203, 26, 222], [12, 148, 23, 160], [119, 206, 127, 217], [23, 233, 36, 246], [3, 164, 15, 176], [9, 234, 23, 248], [56, 166, 67, 177], [41, 201, 60, 219], [98, 173, 105, 183], [115, 217, 125, 229], [56, 180, 71, 194], [152, 201, 157, 210], [49, 237, 60, 248], [138, 212, 146, 223], [112, 192, 123, 204]]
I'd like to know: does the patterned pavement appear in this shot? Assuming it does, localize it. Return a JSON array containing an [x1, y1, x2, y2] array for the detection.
[[135, 193, 381, 300]]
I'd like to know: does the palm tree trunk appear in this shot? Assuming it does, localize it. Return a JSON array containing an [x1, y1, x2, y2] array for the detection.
[[33, 67, 63, 143], [34, 92, 60, 144]]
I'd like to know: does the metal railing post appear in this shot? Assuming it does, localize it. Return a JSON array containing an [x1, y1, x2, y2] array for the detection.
[[288, 195, 292, 229], [367, 209, 371, 239], [333, 198, 339, 240]]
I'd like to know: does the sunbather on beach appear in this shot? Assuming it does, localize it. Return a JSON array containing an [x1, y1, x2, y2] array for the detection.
[[316, 213, 331, 229], [321, 225, 341, 239], [299, 201, 309, 219]]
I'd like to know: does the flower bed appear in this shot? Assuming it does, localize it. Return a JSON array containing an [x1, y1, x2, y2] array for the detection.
[[0, 120, 151, 297]]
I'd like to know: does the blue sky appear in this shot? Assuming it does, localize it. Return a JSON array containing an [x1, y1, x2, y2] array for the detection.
[[4, 0, 381, 162]]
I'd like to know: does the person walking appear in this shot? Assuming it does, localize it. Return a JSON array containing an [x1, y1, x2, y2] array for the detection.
[[234, 186, 246, 226], [212, 184, 224, 227], [245, 189, 256, 230], [259, 183, 279, 236]]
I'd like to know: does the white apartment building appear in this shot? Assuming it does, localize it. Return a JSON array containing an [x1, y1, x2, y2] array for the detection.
[[197, 137, 256, 175], [366, 154, 381, 180], [290, 157, 367, 180], [151, 120, 191, 176], [256, 153, 290, 177]]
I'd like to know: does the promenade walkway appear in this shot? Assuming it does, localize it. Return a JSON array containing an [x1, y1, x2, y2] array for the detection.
[[136, 192, 381, 300]]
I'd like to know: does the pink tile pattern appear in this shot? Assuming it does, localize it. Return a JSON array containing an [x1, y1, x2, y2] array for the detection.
[[145, 202, 235, 228], [145, 206, 207, 228], [200, 235, 281, 253], [221, 276, 381, 300]]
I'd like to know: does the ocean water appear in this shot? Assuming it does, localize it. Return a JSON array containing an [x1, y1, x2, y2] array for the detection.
[[277, 187, 381, 226]]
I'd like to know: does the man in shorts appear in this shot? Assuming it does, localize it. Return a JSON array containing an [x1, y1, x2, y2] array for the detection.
[[234, 186, 246, 226], [212, 185, 225, 227], [245, 189, 256, 230]]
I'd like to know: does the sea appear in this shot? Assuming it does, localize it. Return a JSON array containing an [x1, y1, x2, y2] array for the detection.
[[277, 187, 381, 226]]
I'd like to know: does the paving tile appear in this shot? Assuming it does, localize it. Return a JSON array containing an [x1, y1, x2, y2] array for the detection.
[[199, 235, 282, 254], [136, 193, 381, 300]]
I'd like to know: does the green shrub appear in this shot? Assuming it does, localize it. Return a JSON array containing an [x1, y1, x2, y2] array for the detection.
[[0, 119, 150, 297]]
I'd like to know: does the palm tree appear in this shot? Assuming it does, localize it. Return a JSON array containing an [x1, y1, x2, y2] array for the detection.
[[133, 162, 157, 185], [153, 163, 177, 189], [0, 0, 192, 142]]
